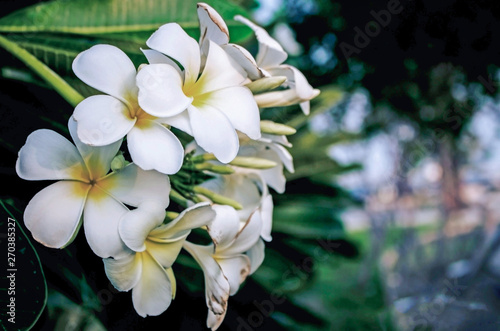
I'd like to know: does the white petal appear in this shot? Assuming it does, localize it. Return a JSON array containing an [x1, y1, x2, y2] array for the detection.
[[201, 86, 261, 140], [160, 111, 193, 135], [73, 95, 135, 146], [24, 181, 88, 249], [72, 44, 138, 103], [183, 242, 229, 317], [268, 141, 294, 172], [199, 174, 225, 194], [137, 64, 193, 117], [207, 310, 225, 331], [151, 203, 215, 238], [141, 49, 184, 78], [146, 23, 201, 87], [220, 174, 262, 222], [222, 43, 265, 80], [167, 267, 177, 299], [104, 252, 142, 291], [99, 163, 170, 208], [16, 129, 88, 181], [217, 255, 251, 296], [197, 3, 230, 54], [268, 65, 315, 99], [200, 173, 261, 224], [300, 100, 311, 115], [69, 117, 123, 180], [234, 15, 288, 68], [261, 171, 284, 194], [207, 205, 240, 248], [256, 153, 286, 194], [259, 194, 273, 241], [132, 252, 173, 317], [146, 234, 187, 269], [118, 201, 166, 252], [223, 212, 262, 256], [261, 133, 292, 148], [188, 105, 238, 164], [84, 186, 129, 258], [127, 121, 184, 175], [194, 41, 245, 95], [247, 238, 265, 274]]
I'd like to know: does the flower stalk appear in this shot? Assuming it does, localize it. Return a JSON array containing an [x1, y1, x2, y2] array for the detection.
[[260, 120, 297, 135]]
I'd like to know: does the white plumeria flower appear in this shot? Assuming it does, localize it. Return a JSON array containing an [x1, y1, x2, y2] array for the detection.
[[201, 171, 273, 242], [237, 132, 294, 194], [197, 3, 264, 80], [196, 3, 319, 114], [16, 118, 170, 258], [72, 44, 185, 174], [104, 202, 215, 317], [138, 22, 261, 164], [233, 16, 320, 115], [183, 205, 264, 330]]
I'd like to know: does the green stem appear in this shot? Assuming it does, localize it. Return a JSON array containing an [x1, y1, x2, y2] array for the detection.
[[0, 34, 84, 107], [191, 153, 217, 163], [169, 189, 188, 208], [193, 186, 242, 210]]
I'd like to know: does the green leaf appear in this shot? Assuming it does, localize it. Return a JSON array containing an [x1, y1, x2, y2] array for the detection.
[[252, 248, 309, 293], [0, 34, 84, 106], [272, 203, 345, 239], [0, 0, 253, 100], [0, 0, 252, 42], [287, 155, 361, 181], [0, 199, 47, 330]]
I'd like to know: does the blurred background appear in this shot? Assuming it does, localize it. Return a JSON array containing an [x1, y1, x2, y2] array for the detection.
[[1, 0, 500, 330]]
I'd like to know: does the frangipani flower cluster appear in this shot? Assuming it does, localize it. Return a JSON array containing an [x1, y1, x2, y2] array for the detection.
[[16, 2, 318, 329]]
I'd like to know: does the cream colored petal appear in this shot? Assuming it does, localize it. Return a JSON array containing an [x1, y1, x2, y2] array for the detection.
[[145, 233, 187, 269], [151, 203, 215, 238], [132, 251, 173, 317], [69, 117, 123, 180], [118, 201, 166, 252]]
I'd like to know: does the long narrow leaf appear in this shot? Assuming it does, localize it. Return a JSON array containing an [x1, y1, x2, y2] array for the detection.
[[0, 34, 83, 106]]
